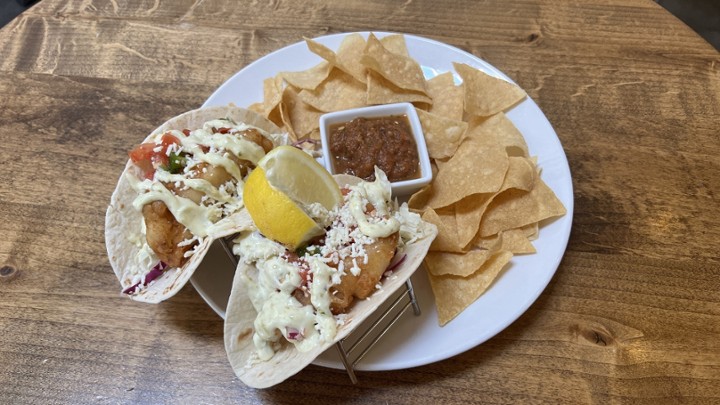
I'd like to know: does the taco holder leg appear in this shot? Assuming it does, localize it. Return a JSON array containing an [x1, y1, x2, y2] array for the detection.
[[218, 236, 422, 385], [335, 279, 420, 384], [219, 235, 236, 263]]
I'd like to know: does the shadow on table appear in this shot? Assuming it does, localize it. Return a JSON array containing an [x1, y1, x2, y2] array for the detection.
[[0, 0, 37, 28], [656, 0, 720, 50], [158, 285, 225, 344]]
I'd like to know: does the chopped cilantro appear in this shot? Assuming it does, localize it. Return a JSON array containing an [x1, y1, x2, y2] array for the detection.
[[296, 245, 320, 257], [165, 152, 186, 174]]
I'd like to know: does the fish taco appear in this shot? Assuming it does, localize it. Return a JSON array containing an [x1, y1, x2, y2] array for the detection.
[[105, 105, 286, 303], [224, 169, 437, 388]]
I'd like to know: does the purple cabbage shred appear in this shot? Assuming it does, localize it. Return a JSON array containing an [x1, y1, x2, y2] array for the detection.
[[384, 254, 407, 276], [122, 261, 168, 295]]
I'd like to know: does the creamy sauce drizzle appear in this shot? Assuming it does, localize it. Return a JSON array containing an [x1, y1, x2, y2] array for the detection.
[[127, 119, 274, 237], [348, 168, 400, 238], [127, 118, 283, 279], [232, 168, 426, 361], [234, 232, 335, 360]]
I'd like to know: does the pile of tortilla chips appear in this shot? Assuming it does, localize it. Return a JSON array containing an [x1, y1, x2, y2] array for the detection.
[[248, 33, 566, 326]]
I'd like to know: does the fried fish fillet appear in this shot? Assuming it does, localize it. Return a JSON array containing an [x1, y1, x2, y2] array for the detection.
[[142, 201, 193, 268], [290, 232, 399, 315], [329, 231, 399, 314], [142, 128, 273, 267]]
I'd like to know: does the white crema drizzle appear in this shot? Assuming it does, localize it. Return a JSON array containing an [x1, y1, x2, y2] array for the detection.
[[126, 118, 281, 275], [233, 168, 428, 361]]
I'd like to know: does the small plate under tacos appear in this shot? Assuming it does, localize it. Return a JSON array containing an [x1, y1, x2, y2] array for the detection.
[[224, 170, 437, 388], [105, 106, 286, 303]]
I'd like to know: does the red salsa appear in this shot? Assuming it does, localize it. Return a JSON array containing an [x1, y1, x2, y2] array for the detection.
[[328, 115, 420, 182]]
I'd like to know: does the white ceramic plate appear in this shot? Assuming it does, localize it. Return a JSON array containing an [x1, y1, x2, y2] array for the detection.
[[193, 32, 574, 371]]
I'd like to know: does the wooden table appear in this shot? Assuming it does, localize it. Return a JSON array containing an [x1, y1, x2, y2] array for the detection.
[[1, 0, 718, 403]]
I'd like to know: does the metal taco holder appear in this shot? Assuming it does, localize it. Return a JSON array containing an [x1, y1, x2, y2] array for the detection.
[[218, 235, 421, 385]]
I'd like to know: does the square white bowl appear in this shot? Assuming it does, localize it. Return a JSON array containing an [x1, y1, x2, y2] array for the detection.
[[319, 103, 432, 196]]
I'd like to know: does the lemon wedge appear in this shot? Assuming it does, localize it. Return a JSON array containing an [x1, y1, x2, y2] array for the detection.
[[244, 146, 342, 249]]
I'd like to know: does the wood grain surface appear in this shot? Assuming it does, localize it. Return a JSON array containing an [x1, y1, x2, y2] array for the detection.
[[1, 0, 719, 403]]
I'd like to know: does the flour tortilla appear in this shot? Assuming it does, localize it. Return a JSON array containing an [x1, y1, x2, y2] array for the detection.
[[224, 175, 438, 388], [105, 105, 283, 304]]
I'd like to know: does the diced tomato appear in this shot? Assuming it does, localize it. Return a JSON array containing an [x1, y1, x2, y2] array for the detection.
[[158, 133, 181, 148], [298, 267, 312, 287], [128, 143, 156, 178], [211, 127, 231, 134], [284, 251, 312, 286], [128, 132, 181, 179]]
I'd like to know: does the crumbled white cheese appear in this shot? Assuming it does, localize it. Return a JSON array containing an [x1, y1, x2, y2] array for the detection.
[[177, 235, 198, 247], [131, 119, 278, 241], [232, 169, 412, 361]]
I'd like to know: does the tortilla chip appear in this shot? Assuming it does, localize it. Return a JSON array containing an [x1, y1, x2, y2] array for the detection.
[[478, 178, 566, 237], [421, 208, 461, 252], [279, 61, 332, 90], [415, 108, 467, 159], [453, 62, 526, 117], [429, 250, 513, 326], [500, 228, 536, 254], [450, 156, 537, 249], [305, 37, 339, 64], [453, 193, 495, 250], [335, 33, 368, 83], [261, 76, 284, 116], [523, 222, 539, 241], [258, 76, 285, 129], [502, 156, 536, 191], [426, 72, 464, 121], [305, 36, 368, 85], [425, 234, 503, 277], [366, 71, 432, 105], [298, 68, 367, 112], [307, 128, 320, 141], [380, 34, 410, 56], [425, 140, 509, 209], [434, 158, 449, 172], [361, 34, 428, 95], [467, 112, 529, 157], [408, 184, 433, 212], [248, 102, 264, 114], [451, 155, 535, 247], [280, 86, 323, 139]]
